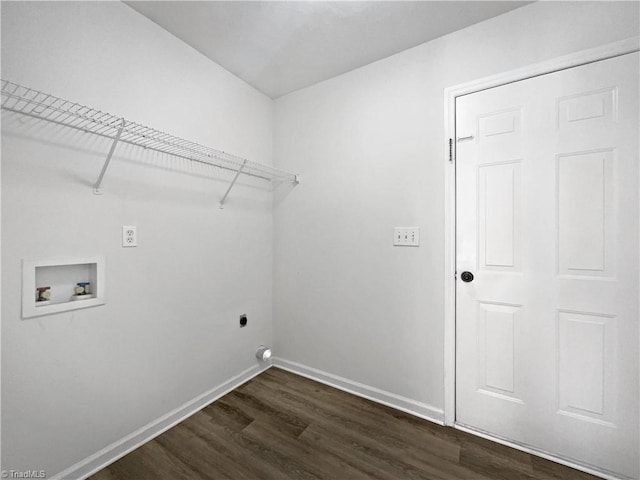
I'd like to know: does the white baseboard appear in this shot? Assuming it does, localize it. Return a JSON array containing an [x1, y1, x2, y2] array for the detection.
[[52, 362, 271, 480], [272, 357, 444, 425]]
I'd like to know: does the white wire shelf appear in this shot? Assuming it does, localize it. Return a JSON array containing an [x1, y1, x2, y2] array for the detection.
[[1, 79, 298, 207]]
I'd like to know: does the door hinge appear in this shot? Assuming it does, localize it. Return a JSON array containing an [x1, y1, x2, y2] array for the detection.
[[448, 138, 453, 163]]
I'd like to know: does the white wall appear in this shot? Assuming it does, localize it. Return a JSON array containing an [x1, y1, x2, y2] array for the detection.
[[273, 1, 640, 416], [2, 2, 275, 476]]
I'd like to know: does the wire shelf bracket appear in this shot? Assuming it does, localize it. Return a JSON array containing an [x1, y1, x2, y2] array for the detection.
[[93, 118, 125, 195], [219, 159, 247, 209], [0, 79, 299, 205]]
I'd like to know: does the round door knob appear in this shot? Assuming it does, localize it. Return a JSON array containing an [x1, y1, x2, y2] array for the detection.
[[461, 271, 474, 283]]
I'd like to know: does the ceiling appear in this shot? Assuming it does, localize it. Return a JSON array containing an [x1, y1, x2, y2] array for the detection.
[[126, 1, 531, 99]]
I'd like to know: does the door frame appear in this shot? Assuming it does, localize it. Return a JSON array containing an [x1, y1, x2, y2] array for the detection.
[[443, 37, 639, 431]]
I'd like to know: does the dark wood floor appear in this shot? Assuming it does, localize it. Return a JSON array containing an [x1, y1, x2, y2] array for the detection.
[[90, 368, 599, 480]]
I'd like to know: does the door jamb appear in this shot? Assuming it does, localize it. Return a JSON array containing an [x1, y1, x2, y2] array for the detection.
[[442, 36, 640, 427]]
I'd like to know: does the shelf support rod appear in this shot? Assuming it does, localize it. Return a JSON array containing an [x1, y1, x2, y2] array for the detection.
[[93, 118, 125, 195], [219, 159, 248, 209]]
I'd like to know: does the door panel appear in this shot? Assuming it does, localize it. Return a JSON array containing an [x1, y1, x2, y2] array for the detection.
[[455, 52, 639, 479], [478, 160, 521, 270], [477, 301, 523, 401], [557, 149, 614, 276], [557, 310, 615, 423]]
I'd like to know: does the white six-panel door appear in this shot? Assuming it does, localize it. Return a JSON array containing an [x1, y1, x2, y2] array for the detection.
[[455, 52, 639, 479]]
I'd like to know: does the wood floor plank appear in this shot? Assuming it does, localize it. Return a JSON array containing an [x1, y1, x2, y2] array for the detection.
[[224, 389, 309, 437], [90, 367, 603, 480], [103, 440, 201, 480], [304, 420, 498, 480], [201, 398, 254, 432], [458, 438, 539, 480], [530, 455, 601, 480], [250, 370, 464, 447], [243, 372, 462, 464], [298, 422, 431, 480], [88, 468, 121, 480], [181, 411, 303, 480], [242, 418, 372, 480], [153, 423, 250, 480]]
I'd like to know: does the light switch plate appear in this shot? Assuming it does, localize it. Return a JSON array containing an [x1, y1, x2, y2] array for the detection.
[[394, 227, 420, 246], [122, 226, 137, 247]]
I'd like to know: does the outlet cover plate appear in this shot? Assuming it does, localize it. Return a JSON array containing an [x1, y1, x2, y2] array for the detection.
[[122, 226, 137, 247]]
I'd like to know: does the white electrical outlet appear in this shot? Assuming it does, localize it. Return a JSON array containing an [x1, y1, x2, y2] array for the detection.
[[394, 227, 420, 246], [122, 226, 137, 247]]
